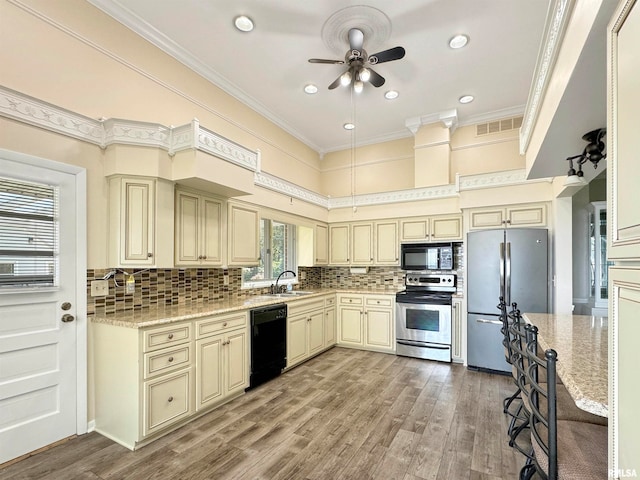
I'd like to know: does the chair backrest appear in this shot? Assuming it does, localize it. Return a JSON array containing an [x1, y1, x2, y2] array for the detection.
[[526, 325, 559, 480], [497, 297, 511, 364], [508, 304, 528, 391]]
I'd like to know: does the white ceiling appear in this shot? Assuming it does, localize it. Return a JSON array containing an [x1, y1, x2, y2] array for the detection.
[[88, 0, 551, 155]]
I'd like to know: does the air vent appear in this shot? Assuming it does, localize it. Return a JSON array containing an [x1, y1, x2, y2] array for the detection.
[[476, 116, 523, 136]]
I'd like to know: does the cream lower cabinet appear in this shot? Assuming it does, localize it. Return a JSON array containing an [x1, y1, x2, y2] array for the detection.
[[324, 295, 336, 348], [93, 311, 249, 450], [287, 298, 325, 368], [337, 294, 395, 353], [452, 297, 464, 363], [195, 312, 249, 411]]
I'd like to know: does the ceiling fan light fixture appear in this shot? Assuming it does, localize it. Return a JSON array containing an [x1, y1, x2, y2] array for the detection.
[[459, 95, 474, 104], [343, 123, 355, 130], [359, 68, 371, 82], [304, 84, 318, 94], [340, 70, 352, 86], [384, 90, 399, 100], [353, 80, 364, 94], [234, 15, 254, 32], [449, 34, 469, 49]]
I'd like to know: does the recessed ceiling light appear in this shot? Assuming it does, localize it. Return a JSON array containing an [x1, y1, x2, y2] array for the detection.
[[343, 123, 355, 130], [304, 84, 318, 94], [384, 90, 399, 100], [459, 95, 474, 104], [449, 34, 469, 49], [234, 15, 254, 32]]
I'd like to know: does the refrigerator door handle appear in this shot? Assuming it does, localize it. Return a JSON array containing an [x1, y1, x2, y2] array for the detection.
[[499, 242, 505, 301], [506, 242, 512, 306], [476, 318, 504, 326]]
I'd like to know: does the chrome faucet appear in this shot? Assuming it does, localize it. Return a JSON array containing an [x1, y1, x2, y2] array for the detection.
[[273, 270, 297, 293]]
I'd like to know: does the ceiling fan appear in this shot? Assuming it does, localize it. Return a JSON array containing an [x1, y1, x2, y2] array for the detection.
[[309, 27, 405, 93]]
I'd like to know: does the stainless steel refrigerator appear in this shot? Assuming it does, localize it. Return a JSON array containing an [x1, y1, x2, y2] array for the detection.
[[467, 228, 548, 373]]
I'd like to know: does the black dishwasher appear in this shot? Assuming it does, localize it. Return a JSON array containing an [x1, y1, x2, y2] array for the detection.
[[248, 303, 287, 390]]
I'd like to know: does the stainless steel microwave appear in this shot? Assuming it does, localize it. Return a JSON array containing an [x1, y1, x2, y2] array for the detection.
[[400, 243, 454, 271]]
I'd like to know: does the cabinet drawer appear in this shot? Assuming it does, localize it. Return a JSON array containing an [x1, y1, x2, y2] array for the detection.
[[324, 296, 336, 307], [288, 299, 325, 316], [143, 367, 192, 437], [196, 312, 247, 339], [365, 296, 393, 308], [339, 295, 363, 306], [143, 344, 192, 379], [143, 323, 192, 352]]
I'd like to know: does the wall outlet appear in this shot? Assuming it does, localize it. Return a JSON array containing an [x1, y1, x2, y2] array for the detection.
[[300, 271, 306, 280], [90, 280, 109, 297], [223, 274, 229, 285]]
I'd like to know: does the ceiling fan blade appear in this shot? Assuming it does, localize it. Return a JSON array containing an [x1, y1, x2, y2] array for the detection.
[[309, 58, 345, 64], [369, 46, 406, 64], [366, 68, 385, 87], [348, 28, 364, 52], [328, 74, 343, 90]]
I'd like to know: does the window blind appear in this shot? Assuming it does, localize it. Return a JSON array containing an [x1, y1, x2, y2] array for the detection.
[[0, 177, 58, 288]]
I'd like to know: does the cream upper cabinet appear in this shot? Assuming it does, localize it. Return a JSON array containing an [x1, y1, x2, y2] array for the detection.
[[108, 176, 174, 267], [227, 202, 259, 266], [175, 189, 223, 267], [329, 224, 350, 265], [374, 220, 399, 265], [468, 203, 547, 230], [351, 222, 374, 265], [315, 223, 329, 265], [400, 214, 463, 242]]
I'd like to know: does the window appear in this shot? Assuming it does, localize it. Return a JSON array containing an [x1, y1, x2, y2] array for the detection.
[[0, 177, 58, 288], [243, 218, 296, 286]]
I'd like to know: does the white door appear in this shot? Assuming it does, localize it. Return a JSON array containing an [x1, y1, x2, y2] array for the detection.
[[0, 156, 80, 463]]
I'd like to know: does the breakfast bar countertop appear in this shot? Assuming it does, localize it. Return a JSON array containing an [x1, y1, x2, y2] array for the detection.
[[522, 312, 608, 418]]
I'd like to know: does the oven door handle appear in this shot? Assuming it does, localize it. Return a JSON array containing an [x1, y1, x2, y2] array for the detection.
[[397, 339, 450, 350]]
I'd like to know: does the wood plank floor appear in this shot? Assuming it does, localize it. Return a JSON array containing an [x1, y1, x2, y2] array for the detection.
[[0, 347, 536, 480]]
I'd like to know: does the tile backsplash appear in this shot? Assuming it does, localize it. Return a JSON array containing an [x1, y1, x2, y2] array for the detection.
[[88, 243, 464, 315]]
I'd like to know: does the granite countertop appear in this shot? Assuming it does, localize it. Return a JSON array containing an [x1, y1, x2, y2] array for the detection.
[[523, 312, 608, 418], [90, 288, 400, 329]]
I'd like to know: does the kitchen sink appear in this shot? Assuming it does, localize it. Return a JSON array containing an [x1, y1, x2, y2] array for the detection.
[[265, 291, 315, 298]]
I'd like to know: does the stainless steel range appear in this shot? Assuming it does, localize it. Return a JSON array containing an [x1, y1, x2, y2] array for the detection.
[[395, 272, 456, 362]]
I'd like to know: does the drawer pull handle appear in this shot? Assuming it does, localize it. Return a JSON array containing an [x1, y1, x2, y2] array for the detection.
[[168, 357, 174, 362], [168, 396, 174, 403], [147, 253, 153, 258], [168, 334, 174, 340], [223, 322, 228, 327]]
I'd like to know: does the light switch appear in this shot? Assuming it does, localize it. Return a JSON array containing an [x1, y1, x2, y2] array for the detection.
[[91, 280, 109, 296]]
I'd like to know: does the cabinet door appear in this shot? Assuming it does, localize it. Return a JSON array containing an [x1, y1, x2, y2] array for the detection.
[[364, 308, 393, 350], [121, 178, 155, 265], [507, 204, 546, 227], [175, 191, 199, 265], [452, 298, 463, 362], [308, 310, 325, 356], [196, 336, 224, 411], [400, 218, 429, 242], [431, 215, 463, 241], [329, 224, 350, 265], [375, 221, 399, 265], [227, 203, 259, 266], [225, 329, 248, 396], [315, 224, 329, 265], [325, 306, 336, 347], [201, 196, 223, 265], [351, 222, 374, 265], [469, 209, 505, 229], [287, 314, 308, 367], [338, 306, 363, 346]]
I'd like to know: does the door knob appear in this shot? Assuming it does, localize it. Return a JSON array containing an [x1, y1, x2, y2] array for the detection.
[[61, 302, 72, 311], [61, 314, 75, 323]]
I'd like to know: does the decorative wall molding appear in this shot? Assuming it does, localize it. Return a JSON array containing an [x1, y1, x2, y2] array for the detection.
[[0, 86, 258, 170], [1, 86, 550, 211], [519, 0, 573, 155]]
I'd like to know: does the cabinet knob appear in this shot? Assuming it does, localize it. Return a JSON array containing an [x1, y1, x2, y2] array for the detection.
[[61, 314, 75, 323], [147, 253, 153, 258], [168, 396, 174, 403], [168, 333, 174, 340], [198, 255, 204, 259], [168, 357, 174, 362], [223, 322, 228, 327]]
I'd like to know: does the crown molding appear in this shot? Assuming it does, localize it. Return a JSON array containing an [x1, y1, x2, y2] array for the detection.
[[519, 0, 574, 154], [1, 86, 550, 210]]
